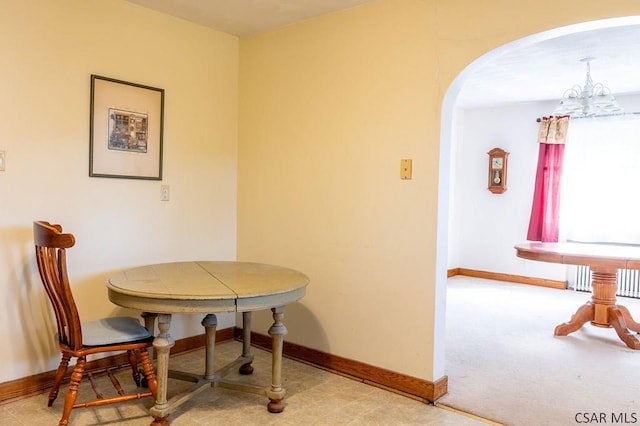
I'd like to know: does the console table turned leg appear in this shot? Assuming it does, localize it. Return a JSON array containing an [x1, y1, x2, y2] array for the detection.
[[239, 311, 254, 375], [267, 306, 287, 413]]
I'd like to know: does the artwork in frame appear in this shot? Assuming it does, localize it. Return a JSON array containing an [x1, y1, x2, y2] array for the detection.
[[89, 75, 164, 180]]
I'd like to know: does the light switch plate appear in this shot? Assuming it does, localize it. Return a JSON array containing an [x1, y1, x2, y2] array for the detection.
[[401, 159, 412, 179], [0, 150, 5, 171]]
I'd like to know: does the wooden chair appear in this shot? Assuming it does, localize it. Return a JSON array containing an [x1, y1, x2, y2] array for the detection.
[[33, 221, 157, 426]]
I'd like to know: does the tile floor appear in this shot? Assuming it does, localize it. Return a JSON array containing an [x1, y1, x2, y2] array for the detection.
[[0, 340, 491, 425]]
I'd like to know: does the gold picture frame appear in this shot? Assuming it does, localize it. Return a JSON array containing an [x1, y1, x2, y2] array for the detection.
[[89, 75, 164, 180]]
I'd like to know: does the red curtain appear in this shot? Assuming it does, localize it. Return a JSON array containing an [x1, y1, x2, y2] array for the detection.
[[526, 116, 569, 242]]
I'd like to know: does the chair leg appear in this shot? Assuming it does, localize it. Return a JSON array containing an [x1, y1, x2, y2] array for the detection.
[[139, 348, 158, 398], [127, 350, 142, 387], [59, 356, 85, 426], [49, 353, 71, 407]]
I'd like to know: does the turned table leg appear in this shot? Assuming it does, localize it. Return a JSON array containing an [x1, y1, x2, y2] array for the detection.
[[590, 268, 640, 348], [267, 306, 287, 413], [555, 267, 640, 349], [202, 314, 217, 380], [239, 311, 254, 375], [555, 268, 617, 337], [142, 312, 157, 360], [150, 314, 174, 426], [590, 270, 618, 327]]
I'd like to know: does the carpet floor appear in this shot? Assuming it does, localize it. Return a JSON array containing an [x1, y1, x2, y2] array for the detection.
[[439, 276, 640, 426]]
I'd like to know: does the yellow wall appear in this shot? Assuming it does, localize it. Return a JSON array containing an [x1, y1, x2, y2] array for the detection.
[[0, 0, 238, 382], [2, 0, 640, 388], [238, 0, 640, 382]]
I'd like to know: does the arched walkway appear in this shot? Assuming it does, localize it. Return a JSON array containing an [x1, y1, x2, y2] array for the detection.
[[435, 14, 640, 385]]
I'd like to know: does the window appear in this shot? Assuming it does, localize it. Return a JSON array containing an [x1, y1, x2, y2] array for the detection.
[[559, 115, 640, 244]]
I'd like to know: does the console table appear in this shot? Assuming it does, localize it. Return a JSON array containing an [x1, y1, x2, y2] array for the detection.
[[107, 261, 309, 425], [515, 242, 640, 349]]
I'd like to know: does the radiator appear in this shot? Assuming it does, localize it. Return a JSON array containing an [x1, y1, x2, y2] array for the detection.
[[571, 265, 640, 298]]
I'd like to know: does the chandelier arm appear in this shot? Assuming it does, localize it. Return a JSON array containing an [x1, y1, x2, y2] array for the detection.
[[553, 59, 622, 117]]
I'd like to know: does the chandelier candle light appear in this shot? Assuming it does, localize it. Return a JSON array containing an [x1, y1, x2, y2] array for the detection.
[[553, 57, 623, 118]]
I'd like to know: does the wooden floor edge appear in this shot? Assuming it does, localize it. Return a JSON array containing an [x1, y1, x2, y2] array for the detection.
[[0, 327, 235, 405], [449, 267, 567, 290], [233, 328, 447, 403]]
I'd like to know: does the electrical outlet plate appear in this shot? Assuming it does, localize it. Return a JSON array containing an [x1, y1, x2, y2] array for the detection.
[[161, 185, 170, 201], [0, 150, 5, 171]]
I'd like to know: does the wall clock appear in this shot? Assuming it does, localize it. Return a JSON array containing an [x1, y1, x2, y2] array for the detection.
[[487, 147, 508, 194]]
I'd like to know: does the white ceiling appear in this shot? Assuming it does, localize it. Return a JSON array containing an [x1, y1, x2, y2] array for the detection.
[[457, 24, 640, 109], [125, 1, 640, 110], [125, 0, 376, 36]]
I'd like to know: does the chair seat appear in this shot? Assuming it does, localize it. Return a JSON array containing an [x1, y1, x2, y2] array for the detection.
[[82, 317, 152, 347]]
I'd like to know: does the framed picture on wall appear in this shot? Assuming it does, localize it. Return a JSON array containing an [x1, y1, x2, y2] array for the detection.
[[89, 75, 164, 180]]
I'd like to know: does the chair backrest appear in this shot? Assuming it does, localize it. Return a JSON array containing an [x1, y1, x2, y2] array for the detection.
[[33, 221, 83, 351]]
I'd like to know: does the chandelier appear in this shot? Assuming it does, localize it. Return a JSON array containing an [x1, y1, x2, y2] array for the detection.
[[553, 57, 622, 117]]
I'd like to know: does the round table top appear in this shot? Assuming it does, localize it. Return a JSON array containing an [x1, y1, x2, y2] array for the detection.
[[107, 261, 309, 314], [515, 242, 640, 270]]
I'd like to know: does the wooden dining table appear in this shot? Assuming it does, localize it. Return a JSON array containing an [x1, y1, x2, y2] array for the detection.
[[515, 242, 640, 349], [106, 261, 309, 425]]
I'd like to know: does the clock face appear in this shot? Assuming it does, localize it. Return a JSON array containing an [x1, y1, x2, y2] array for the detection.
[[491, 157, 503, 169]]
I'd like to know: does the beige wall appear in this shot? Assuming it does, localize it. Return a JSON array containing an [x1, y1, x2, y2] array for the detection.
[[2, 0, 640, 388], [239, 0, 440, 380], [238, 0, 640, 382], [0, 0, 238, 382]]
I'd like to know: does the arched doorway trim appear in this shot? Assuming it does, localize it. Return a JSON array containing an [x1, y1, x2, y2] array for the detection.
[[434, 15, 640, 378]]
